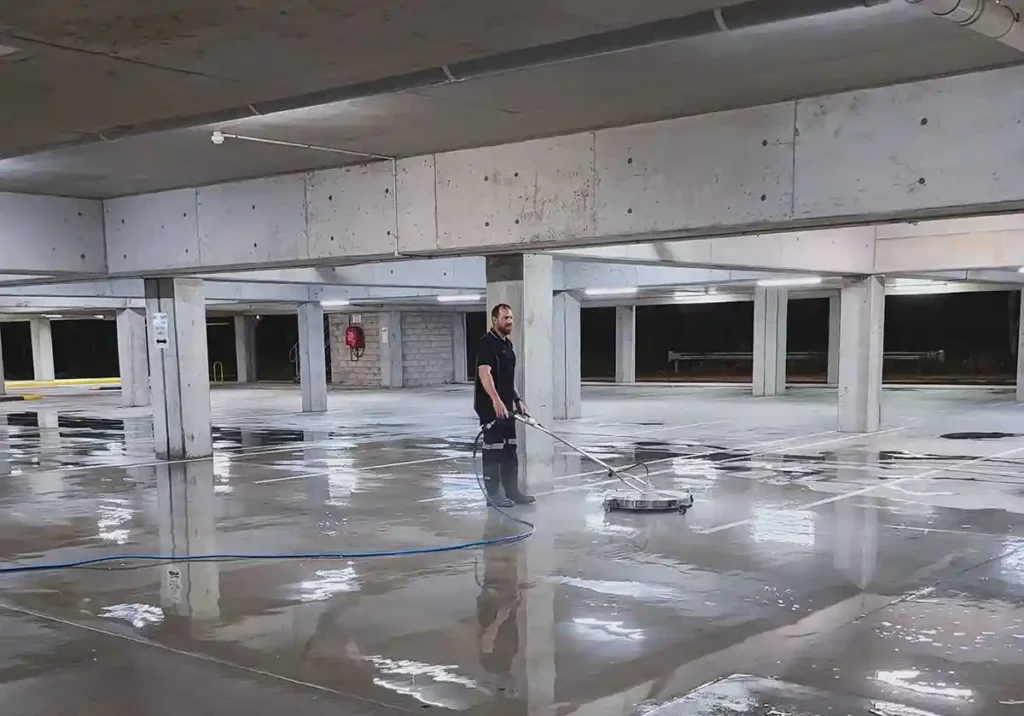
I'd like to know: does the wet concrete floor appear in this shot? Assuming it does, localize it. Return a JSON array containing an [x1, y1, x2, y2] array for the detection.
[[0, 384, 1022, 715]]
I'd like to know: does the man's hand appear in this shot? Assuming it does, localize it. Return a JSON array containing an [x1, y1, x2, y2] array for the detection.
[[515, 399, 529, 416], [493, 398, 510, 420]]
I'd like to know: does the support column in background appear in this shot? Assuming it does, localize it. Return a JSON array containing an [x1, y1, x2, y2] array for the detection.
[[233, 315, 257, 383], [486, 254, 554, 428], [753, 287, 788, 396], [838, 276, 885, 433], [297, 302, 328, 413], [379, 311, 403, 388], [614, 306, 636, 384], [553, 291, 582, 420], [116, 308, 150, 407], [452, 313, 469, 383], [1017, 290, 1024, 402], [0, 327, 6, 396], [30, 318, 55, 381], [827, 293, 841, 386], [146, 278, 212, 459]]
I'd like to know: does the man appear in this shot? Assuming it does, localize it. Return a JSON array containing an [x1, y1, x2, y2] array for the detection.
[[474, 303, 535, 507]]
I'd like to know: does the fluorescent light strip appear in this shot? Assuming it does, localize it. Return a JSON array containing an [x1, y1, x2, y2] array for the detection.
[[41, 314, 63, 319], [321, 300, 351, 307], [584, 287, 638, 297], [755, 276, 822, 288], [436, 294, 481, 303], [673, 293, 745, 304]]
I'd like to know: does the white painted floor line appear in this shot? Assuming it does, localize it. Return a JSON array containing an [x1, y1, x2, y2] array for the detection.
[[696, 441, 1024, 535]]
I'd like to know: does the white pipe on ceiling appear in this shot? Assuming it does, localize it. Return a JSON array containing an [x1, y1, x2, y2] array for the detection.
[[906, 0, 1024, 51]]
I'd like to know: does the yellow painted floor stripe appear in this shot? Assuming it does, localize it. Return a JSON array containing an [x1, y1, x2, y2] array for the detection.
[[5, 378, 120, 388]]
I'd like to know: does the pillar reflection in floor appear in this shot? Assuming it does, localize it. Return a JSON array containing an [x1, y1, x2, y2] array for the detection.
[[157, 460, 220, 624]]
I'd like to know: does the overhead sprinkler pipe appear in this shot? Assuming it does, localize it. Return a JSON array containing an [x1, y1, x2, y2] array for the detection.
[[905, 0, 1024, 52]]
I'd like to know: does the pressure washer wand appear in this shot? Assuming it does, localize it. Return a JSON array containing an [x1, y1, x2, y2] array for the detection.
[[513, 413, 652, 493]]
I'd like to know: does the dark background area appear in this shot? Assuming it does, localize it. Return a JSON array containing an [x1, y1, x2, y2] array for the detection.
[[0, 290, 1017, 384]]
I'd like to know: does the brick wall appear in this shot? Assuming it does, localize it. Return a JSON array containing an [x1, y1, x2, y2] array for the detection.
[[401, 312, 456, 387], [329, 314, 381, 387]]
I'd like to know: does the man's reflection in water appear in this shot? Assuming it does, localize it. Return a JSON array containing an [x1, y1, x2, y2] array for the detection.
[[477, 509, 521, 698]]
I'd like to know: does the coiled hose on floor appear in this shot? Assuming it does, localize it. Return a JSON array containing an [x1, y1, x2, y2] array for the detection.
[[0, 424, 534, 575]]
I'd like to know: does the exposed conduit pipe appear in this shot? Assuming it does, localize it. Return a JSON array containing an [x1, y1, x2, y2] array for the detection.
[[26, 0, 890, 153], [905, 0, 1024, 51]]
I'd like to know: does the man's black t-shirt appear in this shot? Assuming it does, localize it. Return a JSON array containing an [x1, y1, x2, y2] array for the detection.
[[474, 330, 516, 421]]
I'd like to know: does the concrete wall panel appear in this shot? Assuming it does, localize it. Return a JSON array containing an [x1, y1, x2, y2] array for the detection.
[[106, 189, 200, 273], [198, 176, 307, 268], [596, 104, 795, 236], [397, 156, 439, 251], [795, 67, 1024, 219], [431, 134, 596, 252], [0, 193, 105, 274], [308, 163, 397, 259]]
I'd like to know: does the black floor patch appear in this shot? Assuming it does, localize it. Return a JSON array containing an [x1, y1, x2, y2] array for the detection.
[[940, 431, 1021, 440]]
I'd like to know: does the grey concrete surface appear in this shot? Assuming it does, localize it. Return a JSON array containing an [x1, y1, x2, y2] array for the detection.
[[0, 384, 1022, 715]]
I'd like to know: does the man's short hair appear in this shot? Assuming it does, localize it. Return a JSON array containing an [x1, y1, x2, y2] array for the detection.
[[491, 303, 512, 319]]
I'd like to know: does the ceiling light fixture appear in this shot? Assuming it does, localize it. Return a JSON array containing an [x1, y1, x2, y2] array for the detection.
[[93, 314, 106, 320], [584, 287, 639, 297], [673, 293, 746, 304], [436, 294, 481, 303], [320, 299, 351, 308], [887, 279, 959, 296], [209, 131, 391, 161], [755, 276, 823, 288], [41, 314, 63, 319]]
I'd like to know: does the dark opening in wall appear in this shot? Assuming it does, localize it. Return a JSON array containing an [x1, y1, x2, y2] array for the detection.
[[255, 314, 299, 381], [52, 319, 118, 379], [466, 311, 486, 379], [206, 317, 237, 382], [581, 307, 614, 379], [1, 322, 32, 380]]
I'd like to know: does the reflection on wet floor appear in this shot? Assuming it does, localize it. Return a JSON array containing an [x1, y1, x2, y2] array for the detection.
[[0, 385, 1023, 715]]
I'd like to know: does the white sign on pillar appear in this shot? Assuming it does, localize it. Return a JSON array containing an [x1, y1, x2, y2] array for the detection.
[[152, 312, 169, 349]]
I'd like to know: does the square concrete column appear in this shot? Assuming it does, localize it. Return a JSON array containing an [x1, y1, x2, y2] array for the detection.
[[116, 308, 150, 407], [297, 302, 328, 412], [753, 287, 788, 396], [145, 278, 212, 459], [379, 311, 403, 388], [485, 254, 554, 427], [838, 276, 885, 433], [0, 327, 6, 396], [1016, 291, 1024, 402], [827, 293, 841, 386], [30, 318, 55, 381], [614, 306, 636, 384], [553, 291, 582, 419], [452, 313, 468, 383], [233, 315, 257, 383]]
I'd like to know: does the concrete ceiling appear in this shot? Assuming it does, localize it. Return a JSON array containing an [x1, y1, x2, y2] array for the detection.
[[1, 0, 1021, 198]]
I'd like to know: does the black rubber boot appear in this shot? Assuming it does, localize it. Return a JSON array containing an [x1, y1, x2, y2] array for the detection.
[[502, 474, 536, 505], [485, 476, 514, 508]]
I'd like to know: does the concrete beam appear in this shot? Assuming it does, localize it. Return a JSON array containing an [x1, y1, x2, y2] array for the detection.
[[209, 258, 485, 289], [554, 228, 875, 274], [875, 214, 1024, 272], [104, 66, 1024, 274], [0, 193, 105, 274]]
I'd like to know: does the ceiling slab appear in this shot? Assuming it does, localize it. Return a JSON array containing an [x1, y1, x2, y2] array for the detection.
[[1, 2, 1021, 197]]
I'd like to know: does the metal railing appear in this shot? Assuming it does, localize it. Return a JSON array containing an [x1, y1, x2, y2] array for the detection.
[[667, 350, 946, 372]]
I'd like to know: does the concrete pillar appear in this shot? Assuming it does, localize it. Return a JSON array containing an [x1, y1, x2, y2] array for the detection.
[[116, 308, 150, 407], [838, 276, 885, 433], [297, 302, 328, 413], [0, 326, 6, 396], [30, 318, 55, 381], [485, 254, 554, 427], [452, 312, 468, 383], [1017, 290, 1024, 403], [553, 291, 582, 420], [233, 315, 257, 383], [379, 311, 403, 388], [827, 293, 841, 386], [753, 287, 788, 396], [145, 278, 212, 460], [614, 306, 636, 384]]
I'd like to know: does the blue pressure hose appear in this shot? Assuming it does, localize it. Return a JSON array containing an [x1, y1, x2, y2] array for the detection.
[[0, 423, 535, 575]]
